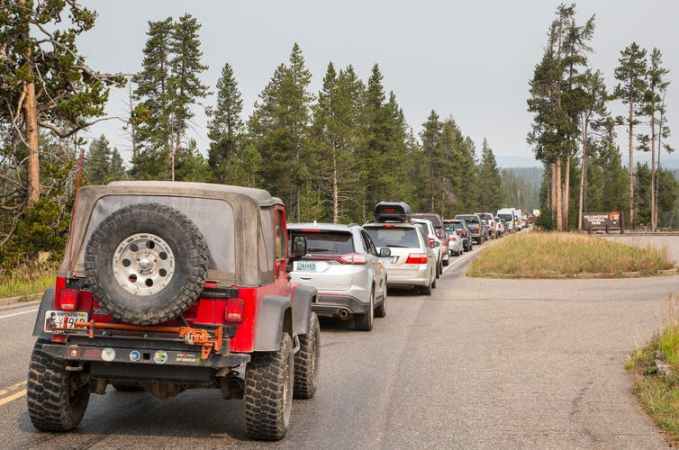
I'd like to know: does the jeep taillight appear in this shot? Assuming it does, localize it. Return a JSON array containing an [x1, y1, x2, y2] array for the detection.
[[406, 253, 428, 264], [58, 288, 80, 311], [225, 298, 244, 323], [337, 253, 367, 265]]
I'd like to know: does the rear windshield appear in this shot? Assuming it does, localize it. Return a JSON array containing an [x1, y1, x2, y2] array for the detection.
[[456, 215, 479, 224], [414, 223, 429, 238], [445, 222, 464, 232], [290, 231, 354, 255], [365, 227, 420, 248], [498, 214, 513, 221]]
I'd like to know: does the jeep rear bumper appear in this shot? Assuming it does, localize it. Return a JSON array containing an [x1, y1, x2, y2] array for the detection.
[[39, 341, 250, 370]]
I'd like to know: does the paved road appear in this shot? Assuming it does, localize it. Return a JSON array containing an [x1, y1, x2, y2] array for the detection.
[[0, 241, 673, 449]]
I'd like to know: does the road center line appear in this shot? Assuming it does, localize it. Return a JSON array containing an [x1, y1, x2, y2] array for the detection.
[[0, 389, 27, 407], [0, 308, 38, 320], [0, 381, 27, 398]]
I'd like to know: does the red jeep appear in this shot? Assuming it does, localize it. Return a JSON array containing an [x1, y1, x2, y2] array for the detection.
[[27, 181, 320, 441]]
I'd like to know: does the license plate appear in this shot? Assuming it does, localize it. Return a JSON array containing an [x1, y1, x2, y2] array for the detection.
[[294, 261, 319, 272], [44, 310, 88, 334]]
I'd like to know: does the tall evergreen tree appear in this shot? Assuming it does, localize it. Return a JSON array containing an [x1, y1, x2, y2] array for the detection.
[[131, 18, 174, 179], [207, 62, 244, 183], [477, 139, 502, 212], [420, 110, 443, 211], [638, 48, 670, 230], [614, 42, 647, 228], [86, 135, 113, 185]]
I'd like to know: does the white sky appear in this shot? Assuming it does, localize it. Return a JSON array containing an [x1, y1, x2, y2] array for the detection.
[[78, 0, 679, 168]]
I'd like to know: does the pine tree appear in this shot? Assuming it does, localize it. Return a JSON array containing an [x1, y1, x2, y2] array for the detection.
[[420, 110, 443, 211], [249, 44, 313, 220], [131, 18, 174, 179], [614, 42, 647, 228], [0, 1, 122, 206], [207, 63, 244, 183], [86, 135, 113, 185], [109, 149, 126, 181], [639, 48, 670, 230], [477, 139, 502, 212], [168, 14, 209, 181]]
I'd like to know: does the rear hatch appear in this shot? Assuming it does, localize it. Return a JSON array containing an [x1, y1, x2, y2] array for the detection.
[[364, 225, 424, 267], [288, 229, 359, 291]]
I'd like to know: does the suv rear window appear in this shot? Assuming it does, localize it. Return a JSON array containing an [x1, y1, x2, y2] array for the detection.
[[291, 231, 354, 255], [456, 215, 479, 224], [445, 222, 463, 233], [365, 227, 420, 248]]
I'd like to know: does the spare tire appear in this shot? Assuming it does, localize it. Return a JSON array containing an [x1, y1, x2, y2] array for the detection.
[[84, 203, 209, 325]]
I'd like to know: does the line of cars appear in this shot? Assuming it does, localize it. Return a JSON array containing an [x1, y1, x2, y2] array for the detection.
[[286, 202, 526, 332]]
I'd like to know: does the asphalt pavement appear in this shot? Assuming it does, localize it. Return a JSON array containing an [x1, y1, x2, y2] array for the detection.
[[0, 239, 673, 449]]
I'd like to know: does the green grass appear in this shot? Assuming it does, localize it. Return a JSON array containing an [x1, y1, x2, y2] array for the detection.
[[467, 232, 674, 278], [0, 264, 55, 299], [628, 311, 679, 444]]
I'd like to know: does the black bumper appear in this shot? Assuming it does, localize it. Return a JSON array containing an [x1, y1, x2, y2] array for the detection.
[[313, 294, 369, 317], [39, 340, 249, 370]]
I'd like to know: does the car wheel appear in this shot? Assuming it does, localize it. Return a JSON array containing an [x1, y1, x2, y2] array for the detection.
[[294, 313, 320, 400], [375, 288, 387, 318], [27, 341, 90, 432], [355, 290, 374, 331], [244, 333, 294, 441]]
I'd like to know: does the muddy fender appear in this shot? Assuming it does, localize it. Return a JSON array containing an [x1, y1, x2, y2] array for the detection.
[[292, 285, 316, 337], [254, 296, 291, 352]]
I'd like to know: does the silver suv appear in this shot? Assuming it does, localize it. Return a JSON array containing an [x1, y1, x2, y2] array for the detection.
[[288, 223, 388, 331], [363, 222, 437, 295]]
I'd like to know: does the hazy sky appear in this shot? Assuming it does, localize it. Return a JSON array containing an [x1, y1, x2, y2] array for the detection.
[[79, 0, 679, 168]]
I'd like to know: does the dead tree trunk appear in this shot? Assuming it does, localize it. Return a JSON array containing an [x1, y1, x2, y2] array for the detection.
[[578, 120, 589, 231], [628, 102, 635, 229], [555, 160, 563, 231], [562, 157, 570, 231]]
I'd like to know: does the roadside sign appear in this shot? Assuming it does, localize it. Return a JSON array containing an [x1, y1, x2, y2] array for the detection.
[[583, 211, 623, 234]]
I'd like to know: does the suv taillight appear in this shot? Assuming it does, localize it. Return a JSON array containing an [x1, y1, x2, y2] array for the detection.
[[337, 253, 367, 265], [54, 277, 80, 311], [405, 253, 428, 264], [225, 298, 244, 323]]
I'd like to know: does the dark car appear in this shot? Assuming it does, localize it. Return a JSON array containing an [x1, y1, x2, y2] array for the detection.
[[444, 219, 473, 252], [454, 214, 486, 244]]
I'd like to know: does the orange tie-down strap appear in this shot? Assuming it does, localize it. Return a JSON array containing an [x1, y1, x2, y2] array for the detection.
[[70, 321, 224, 360]]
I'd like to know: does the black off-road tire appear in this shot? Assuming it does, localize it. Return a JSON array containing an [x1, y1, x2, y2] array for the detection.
[[85, 203, 209, 325], [294, 313, 320, 400], [27, 342, 90, 432], [244, 334, 294, 441]]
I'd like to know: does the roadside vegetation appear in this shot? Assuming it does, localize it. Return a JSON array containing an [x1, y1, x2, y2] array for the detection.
[[467, 232, 674, 278], [0, 263, 55, 299], [628, 296, 679, 444]]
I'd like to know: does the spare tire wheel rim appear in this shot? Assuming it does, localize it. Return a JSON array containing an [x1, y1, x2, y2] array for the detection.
[[112, 233, 176, 296]]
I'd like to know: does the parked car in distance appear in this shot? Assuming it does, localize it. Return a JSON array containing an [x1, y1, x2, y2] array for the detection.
[[287, 223, 388, 331], [444, 219, 473, 252], [476, 213, 496, 239], [455, 214, 485, 244], [412, 218, 443, 277], [496, 208, 516, 232], [365, 202, 437, 295], [412, 213, 448, 266]]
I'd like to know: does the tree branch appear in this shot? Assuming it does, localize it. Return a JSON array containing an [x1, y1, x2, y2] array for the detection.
[[39, 116, 126, 139]]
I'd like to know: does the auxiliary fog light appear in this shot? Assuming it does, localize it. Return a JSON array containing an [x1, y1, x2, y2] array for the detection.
[[101, 348, 116, 362]]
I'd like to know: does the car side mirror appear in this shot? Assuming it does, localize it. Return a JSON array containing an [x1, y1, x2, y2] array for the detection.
[[379, 247, 391, 257], [290, 235, 307, 259], [434, 241, 440, 248]]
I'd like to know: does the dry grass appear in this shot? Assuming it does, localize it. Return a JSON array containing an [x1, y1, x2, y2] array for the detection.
[[0, 262, 55, 299], [468, 232, 674, 278], [627, 295, 679, 444]]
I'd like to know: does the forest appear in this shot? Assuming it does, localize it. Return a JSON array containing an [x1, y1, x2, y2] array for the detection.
[[0, 2, 514, 269], [527, 4, 676, 231]]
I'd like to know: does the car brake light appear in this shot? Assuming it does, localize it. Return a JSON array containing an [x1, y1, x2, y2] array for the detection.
[[405, 253, 428, 264], [337, 253, 367, 265], [225, 298, 244, 323], [57, 287, 80, 311]]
